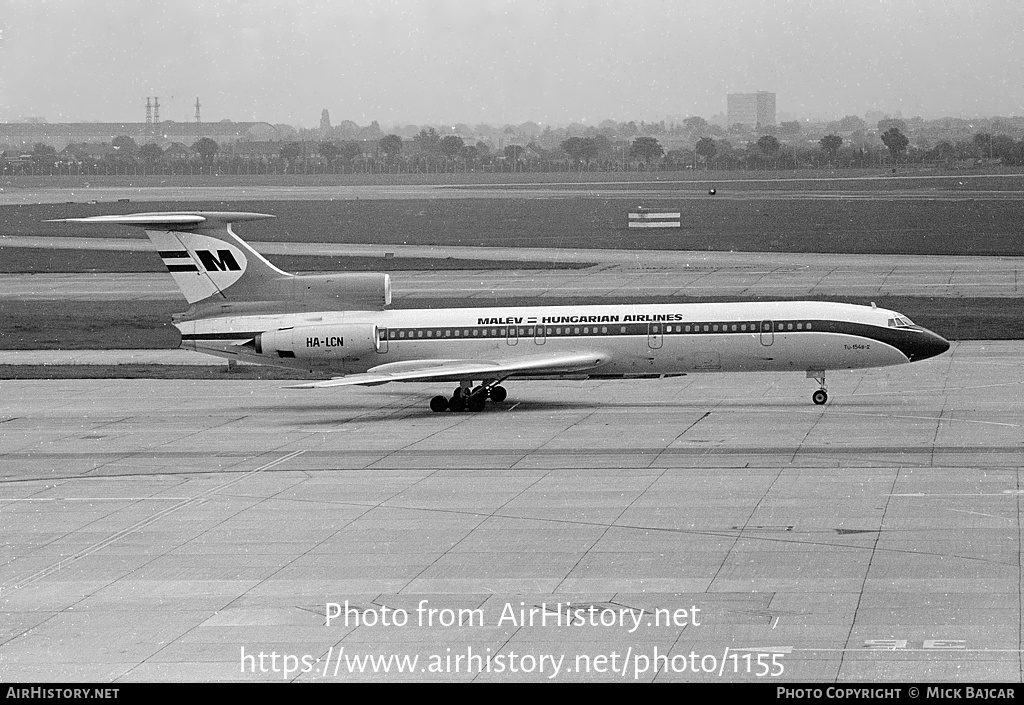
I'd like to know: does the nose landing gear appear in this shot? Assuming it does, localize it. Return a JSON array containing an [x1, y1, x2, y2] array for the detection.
[[807, 370, 828, 405]]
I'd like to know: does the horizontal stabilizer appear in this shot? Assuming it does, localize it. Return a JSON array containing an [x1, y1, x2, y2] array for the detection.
[[47, 212, 275, 230]]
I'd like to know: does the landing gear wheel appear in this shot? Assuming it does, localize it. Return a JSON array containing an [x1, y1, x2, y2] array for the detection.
[[488, 385, 507, 402], [466, 395, 486, 412], [452, 387, 467, 400], [429, 396, 449, 413], [448, 396, 467, 412], [812, 389, 828, 405]]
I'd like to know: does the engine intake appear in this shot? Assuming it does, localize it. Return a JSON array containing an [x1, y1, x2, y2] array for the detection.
[[289, 273, 391, 310]]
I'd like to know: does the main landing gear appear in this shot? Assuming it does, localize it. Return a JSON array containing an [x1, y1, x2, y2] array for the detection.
[[429, 383, 508, 413], [808, 370, 828, 405]]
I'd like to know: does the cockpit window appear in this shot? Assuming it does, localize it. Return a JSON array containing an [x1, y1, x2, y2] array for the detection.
[[888, 316, 915, 328]]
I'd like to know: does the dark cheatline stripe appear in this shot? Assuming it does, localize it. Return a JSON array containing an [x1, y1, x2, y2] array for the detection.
[[179, 319, 948, 362], [812, 321, 949, 361], [157, 250, 191, 258], [182, 332, 263, 340], [166, 264, 199, 272]]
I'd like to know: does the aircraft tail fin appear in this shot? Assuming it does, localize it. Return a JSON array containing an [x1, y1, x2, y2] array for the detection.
[[50, 211, 286, 304], [50, 211, 391, 312]]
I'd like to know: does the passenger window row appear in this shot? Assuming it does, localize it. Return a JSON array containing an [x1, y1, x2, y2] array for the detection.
[[385, 321, 817, 340]]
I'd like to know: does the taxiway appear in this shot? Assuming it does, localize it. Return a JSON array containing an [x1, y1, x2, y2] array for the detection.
[[2, 245, 1021, 300], [1, 341, 1022, 682]]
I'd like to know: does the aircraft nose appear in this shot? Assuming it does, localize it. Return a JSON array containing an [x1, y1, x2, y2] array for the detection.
[[900, 327, 951, 362]]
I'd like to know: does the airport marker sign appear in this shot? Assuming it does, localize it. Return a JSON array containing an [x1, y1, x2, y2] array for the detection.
[[627, 211, 681, 228]]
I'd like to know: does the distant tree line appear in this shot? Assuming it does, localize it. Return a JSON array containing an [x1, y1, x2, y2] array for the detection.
[[5, 124, 1024, 176]]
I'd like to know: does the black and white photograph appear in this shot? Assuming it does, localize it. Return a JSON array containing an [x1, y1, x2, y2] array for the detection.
[[1, 0, 1023, 688]]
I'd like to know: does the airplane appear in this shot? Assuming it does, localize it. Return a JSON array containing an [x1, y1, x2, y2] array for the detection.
[[52, 211, 951, 411]]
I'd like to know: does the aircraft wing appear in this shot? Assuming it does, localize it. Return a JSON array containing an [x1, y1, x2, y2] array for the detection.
[[286, 351, 609, 389]]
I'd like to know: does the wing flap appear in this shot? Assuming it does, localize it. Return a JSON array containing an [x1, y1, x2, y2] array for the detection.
[[287, 351, 609, 389]]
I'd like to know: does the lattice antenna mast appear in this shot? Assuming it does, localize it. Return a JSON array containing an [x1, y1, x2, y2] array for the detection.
[[195, 97, 201, 140], [153, 97, 160, 125]]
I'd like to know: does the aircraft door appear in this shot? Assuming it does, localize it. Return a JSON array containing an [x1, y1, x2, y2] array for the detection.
[[506, 325, 518, 346], [760, 320, 774, 346], [376, 326, 389, 354], [647, 322, 664, 349], [534, 325, 546, 345]]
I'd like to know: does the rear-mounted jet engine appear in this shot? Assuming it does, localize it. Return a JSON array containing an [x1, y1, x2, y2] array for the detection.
[[253, 324, 381, 359]]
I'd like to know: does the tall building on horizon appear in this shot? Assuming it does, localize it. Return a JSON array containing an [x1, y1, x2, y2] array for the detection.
[[727, 91, 776, 129]]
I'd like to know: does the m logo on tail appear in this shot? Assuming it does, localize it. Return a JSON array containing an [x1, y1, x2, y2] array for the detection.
[[196, 249, 242, 272], [158, 248, 242, 275]]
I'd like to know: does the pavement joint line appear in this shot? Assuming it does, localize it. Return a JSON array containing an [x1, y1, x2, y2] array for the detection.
[[221, 466, 417, 616], [890, 493, 1024, 497], [838, 468, 900, 675], [653, 605, 699, 682], [0, 448, 305, 593], [708, 465, 788, 592], [392, 465, 517, 596], [552, 457, 671, 595], [930, 407, 945, 468], [788, 408, 1021, 428], [122, 470, 354, 681], [515, 404, 601, 467], [945, 508, 1010, 520], [654, 411, 712, 464], [2, 497, 193, 501], [847, 379, 1024, 394], [789, 401, 827, 465]]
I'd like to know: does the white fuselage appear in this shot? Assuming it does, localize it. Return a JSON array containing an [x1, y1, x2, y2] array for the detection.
[[177, 300, 942, 380]]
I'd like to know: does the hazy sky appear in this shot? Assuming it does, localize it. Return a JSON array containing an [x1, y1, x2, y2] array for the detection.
[[2, 0, 1023, 126]]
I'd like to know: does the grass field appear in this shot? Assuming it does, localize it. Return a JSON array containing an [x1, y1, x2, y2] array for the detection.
[[5, 169, 1024, 190], [7, 192, 1024, 256]]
